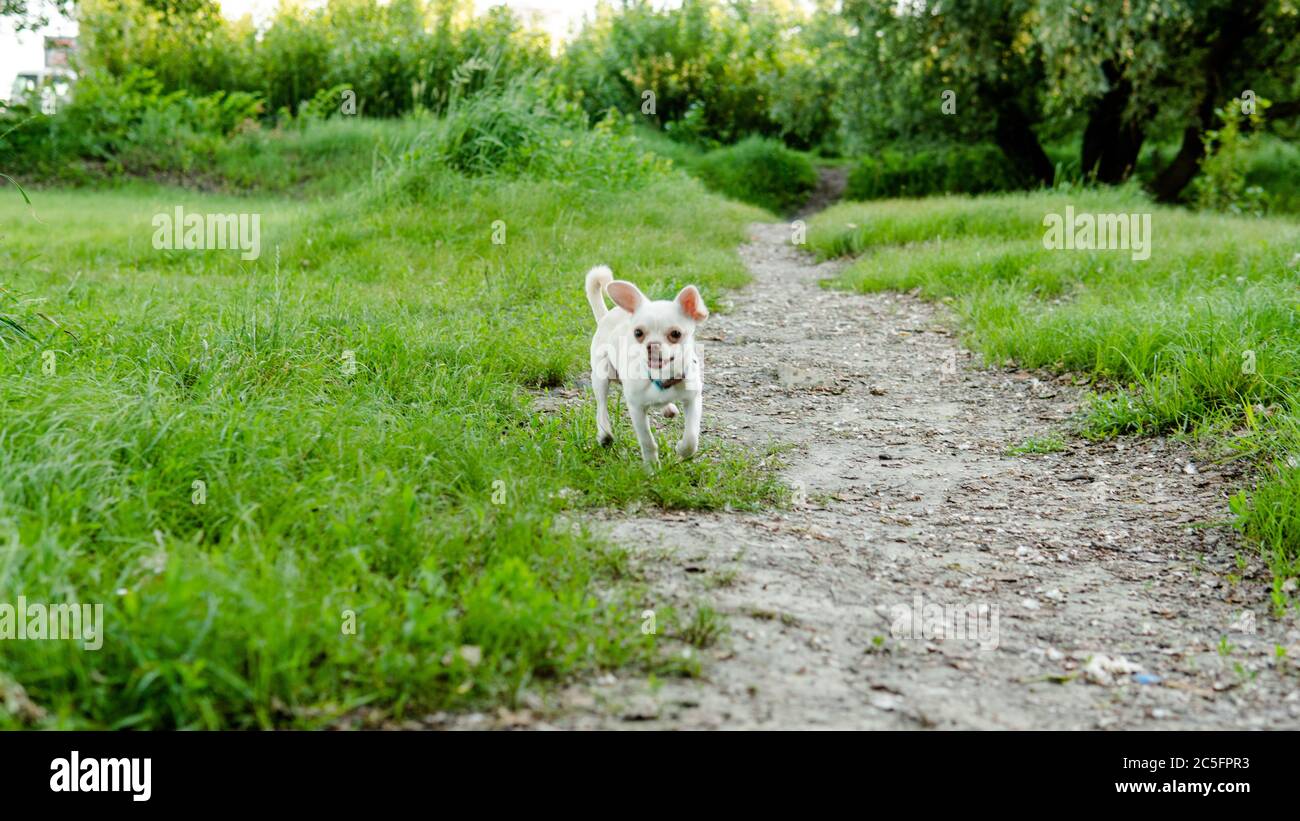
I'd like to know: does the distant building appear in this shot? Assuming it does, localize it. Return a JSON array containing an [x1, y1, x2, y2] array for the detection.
[[45, 35, 76, 69], [8, 36, 76, 113]]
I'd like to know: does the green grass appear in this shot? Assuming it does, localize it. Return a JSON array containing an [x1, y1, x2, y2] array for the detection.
[[678, 605, 726, 649], [632, 126, 707, 169], [0, 113, 784, 727], [810, 189, 1300, 590], [1006, 433, 1067, 456], [844, 143, 1032, 201], [212, 117, 437, 197]]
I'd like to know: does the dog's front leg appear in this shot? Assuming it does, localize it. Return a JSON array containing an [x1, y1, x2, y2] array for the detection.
[[676, 394, 701, 459], [627, 401, 659, 468], [592, 370, 614, 447]]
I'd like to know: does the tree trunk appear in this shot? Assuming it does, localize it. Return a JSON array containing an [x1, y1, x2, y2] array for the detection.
[[1150, 7, 1266, 202], [994, 100, 1054, 187], [1150, 93, 1217, 203], [1081, 61, 1146, 183]]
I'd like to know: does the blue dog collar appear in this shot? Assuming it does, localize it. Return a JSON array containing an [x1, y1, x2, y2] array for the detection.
[[647, 372, 685, 390]]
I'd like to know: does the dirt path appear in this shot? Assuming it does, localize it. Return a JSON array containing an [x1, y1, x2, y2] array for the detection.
[[794, 166, 849, 220], [536, 221, 1300, 730]]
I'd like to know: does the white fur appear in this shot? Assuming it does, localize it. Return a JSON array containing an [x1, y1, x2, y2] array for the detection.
[[584, 265, 708, 468]]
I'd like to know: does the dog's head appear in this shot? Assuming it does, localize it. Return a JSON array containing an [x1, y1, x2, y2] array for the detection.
[[606, 280, 708, 379]]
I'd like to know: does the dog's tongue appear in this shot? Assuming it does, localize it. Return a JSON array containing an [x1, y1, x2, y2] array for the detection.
[[648, 352, 663, 370]]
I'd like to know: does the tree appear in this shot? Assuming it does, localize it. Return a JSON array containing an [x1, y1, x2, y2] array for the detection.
[[1038, 0, 1298, 200], [838, 0, 1055, 185], [557, 0, 837, 147], [837, 0, 1300, 199], [1143, 2, 1299, 201], [2, 0, 72, 29]]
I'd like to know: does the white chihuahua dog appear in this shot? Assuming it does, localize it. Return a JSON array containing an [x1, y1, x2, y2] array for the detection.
[[585, 265, 708, 467]]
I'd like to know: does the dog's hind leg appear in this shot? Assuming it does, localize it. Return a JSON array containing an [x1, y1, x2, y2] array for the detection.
[[593, 370, 614, 447], [662, 403, 679, 418]]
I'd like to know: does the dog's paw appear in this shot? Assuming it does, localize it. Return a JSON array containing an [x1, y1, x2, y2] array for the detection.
[[662, 403, 679, 418], [676, 439, 698, 459], [598, 431, 614, 447]]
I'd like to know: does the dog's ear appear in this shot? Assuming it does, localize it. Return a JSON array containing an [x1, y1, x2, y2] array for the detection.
[[606, 280, 645, 314], [675, 285, 709, 322]]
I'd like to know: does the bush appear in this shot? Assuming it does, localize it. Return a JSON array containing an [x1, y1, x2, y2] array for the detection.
[[845, 144, 1034, 200], [0, 70, 263, 182], [1194, 98, 1269, 216], [77, 0, 552, 121], [378, 79, 671, 195], [0, 72, 672, 194], [1135, 133, 1300, 214], [1244, 136, 1300, 214], [688, 136, 817, 214], [557, 0, 839, 150]]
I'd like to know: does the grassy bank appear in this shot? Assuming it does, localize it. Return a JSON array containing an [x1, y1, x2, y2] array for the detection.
[[808, 190, 1300, 597], [634, 129, 817, 215], [0, 114, 784, 728]]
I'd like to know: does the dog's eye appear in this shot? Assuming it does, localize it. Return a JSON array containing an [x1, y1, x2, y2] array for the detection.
[[667, 329, 682, 343], [634, 327, 645, 341]]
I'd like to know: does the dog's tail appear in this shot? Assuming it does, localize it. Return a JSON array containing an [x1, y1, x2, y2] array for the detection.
[[585, 265, 613, 322]]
